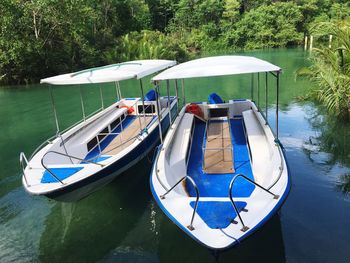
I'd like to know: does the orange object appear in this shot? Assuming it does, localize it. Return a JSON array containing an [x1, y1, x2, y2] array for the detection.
[[121, 106, 134, 114], [186, 103, 203, 118]]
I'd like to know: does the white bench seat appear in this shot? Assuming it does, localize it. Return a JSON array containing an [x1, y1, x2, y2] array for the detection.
[[169, 113, 194, 169], [242, 110, 270, 165]]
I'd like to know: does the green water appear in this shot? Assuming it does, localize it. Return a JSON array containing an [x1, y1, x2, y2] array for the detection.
[[0, 48, 349, 262]]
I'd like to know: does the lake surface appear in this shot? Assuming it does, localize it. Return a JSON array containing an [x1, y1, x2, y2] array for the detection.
[[0, 48, 349, 263]]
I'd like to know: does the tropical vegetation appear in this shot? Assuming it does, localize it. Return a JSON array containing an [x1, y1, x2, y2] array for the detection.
[[298, 20, 350, 120], [1, 0, 350, 84]]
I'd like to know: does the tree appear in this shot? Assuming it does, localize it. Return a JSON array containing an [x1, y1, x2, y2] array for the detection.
[[227, 2, 304, 49]]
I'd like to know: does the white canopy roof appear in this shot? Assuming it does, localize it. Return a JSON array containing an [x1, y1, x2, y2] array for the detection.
[[152, 56, 281, 81], [41, 59, 177, 85]]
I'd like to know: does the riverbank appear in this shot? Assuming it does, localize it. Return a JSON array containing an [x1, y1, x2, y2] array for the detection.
[[2, 1, 349, 85]]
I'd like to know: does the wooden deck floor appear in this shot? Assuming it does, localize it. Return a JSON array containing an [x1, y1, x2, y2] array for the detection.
[[204, 121, 234, 174], [102, 116, 153, 155]]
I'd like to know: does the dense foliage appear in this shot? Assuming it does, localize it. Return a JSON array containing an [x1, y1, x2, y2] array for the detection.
[[298, 20, 350, 120], [1, 0, 349, 84]]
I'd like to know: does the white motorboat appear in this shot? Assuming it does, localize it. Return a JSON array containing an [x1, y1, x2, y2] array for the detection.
[[20, 59, 177, 202], [150, 56, 290, 249]]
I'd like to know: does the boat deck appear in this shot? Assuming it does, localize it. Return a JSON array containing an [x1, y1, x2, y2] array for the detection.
[[84, 115, 154, 161], [203, 121, 234, 174], [185, 117, 256, 229], [186, 117, 255, 198], [102, 116, 153, 155]]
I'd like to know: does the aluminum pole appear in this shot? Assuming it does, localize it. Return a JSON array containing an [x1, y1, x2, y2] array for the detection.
[[181, 79, 185, 106], [139, 79, 146, 129], [251, 74, 254, 101], [117, 81, 122, 99], [166, 80, 172, 124], [175, 79, 179, 113], [155, 84, 163, 144], [257, 73, 260, 110], [276, 71, 280, 139], [115, 82, 119, 101], [99, 85, 104, 109], [265, 72, 268, 124], [49, 85, 60, 132], [79, 85, 86, 121]]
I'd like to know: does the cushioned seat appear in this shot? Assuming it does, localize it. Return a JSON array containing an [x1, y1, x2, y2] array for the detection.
[[144, 89, 158, 101], [208, 93, 224, 104]]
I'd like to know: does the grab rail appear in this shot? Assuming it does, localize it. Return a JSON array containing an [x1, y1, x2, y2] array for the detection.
[[228, 173, 279, 232], [20, 152, 30, 186], [29, 136, 56, 160], [41, 150, 104, 185], [160, 175, 200, 231]]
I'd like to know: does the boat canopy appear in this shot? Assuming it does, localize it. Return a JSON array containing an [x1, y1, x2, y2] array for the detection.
[[152, 56, 281, 81], [41, 60, 177, 85]]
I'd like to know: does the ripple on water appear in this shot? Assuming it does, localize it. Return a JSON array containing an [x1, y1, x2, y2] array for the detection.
[[0, 187, 53, 262]]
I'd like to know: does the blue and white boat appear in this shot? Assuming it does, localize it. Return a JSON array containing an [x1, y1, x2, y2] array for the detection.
[[20, 60, 177, 202], [150, 56, 291, 250]]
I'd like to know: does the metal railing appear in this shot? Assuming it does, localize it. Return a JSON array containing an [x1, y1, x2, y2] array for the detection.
[[160, 175, 200, 231], [41, 150, 104, 185], [228, 173, 279, 232]]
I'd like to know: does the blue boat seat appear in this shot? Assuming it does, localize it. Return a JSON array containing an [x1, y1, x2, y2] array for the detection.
[[208, 93, 224, 104], [144, 89, 158, 101]]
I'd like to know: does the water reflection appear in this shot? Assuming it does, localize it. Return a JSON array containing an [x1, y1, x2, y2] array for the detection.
[[304, 104, 350, 194], [157, 213, 286, 263], [38, 153, 155, 263], [336, 174, 350, 194]]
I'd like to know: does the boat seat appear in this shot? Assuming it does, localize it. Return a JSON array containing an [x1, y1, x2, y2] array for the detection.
[[169, 113, 194, 169], [242, 110, 270, 165]]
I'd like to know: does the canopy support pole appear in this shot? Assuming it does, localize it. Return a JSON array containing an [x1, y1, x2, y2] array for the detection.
[[182, 79, 186, 106], [166, 80, 172, 124], [115, 82, 119, 101], [251, 74, 254, 101], [49, 85, 60, 133], [117, 81, 122, 99], [79, 85, 86, 121], [99, 86, 104, 109], [139, 79, 146, 130], [175, 80, 179, 113], [257, 73, 260, 110], [155, 83, 163, 144], [265, 72, 268, 124], [276, 71, 280, 139]]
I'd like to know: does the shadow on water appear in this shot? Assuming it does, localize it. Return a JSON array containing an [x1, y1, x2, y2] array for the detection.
[[38, 151, 155, 263]]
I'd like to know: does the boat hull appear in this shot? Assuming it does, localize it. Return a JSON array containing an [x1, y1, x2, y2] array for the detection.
[[42, 113, 171, 202]]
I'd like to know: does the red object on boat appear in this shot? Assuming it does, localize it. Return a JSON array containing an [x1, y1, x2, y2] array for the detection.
[[186, 103, 203, 118], [121, 106, 134, 114]]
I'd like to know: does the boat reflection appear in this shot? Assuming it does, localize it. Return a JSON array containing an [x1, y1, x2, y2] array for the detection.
[[38, 152, 155, 263]]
